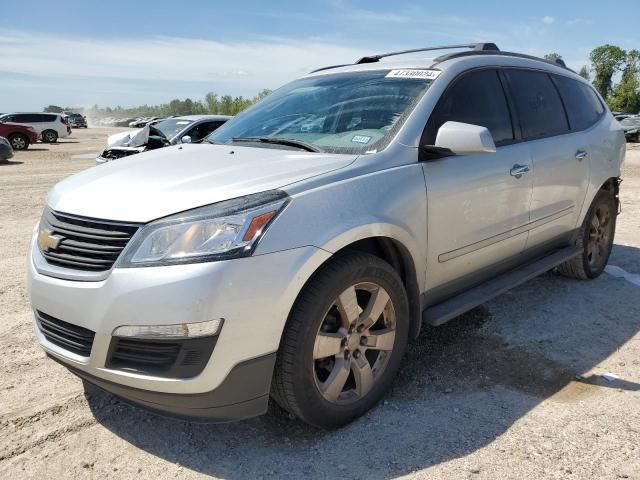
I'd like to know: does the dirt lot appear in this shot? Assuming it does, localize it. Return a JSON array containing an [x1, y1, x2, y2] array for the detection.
[[1, 129, 640, 479]]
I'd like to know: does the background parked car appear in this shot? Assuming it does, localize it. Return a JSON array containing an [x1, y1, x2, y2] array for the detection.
[[618, 116, 640, 142], [0, 113, 70, 143], [0, 137, 13, 160], [0, 117, 39, 150], [128, 117, 163, 128], [97, 115, 231, 163], [66, 113, 87, 128]]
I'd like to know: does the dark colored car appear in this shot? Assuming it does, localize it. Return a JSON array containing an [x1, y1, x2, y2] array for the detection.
[[619, 116, 640, 142], [0, 119, 39, 150], [0, 137, 13, 160], [67, 113, 88, 128]]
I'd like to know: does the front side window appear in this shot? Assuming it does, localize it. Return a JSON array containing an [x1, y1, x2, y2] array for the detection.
[[210, 70, 435, 154], [507, 70, 569, 139], [424, 69, 514, 145], [189, 121, 224, 141]]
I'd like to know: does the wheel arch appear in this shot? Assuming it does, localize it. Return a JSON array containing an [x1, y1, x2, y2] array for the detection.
[[285, 232, 424, 342], [577, 176, 621, 227]]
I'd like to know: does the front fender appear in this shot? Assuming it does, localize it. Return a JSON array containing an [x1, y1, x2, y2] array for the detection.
[[255, 163, 428, 292]]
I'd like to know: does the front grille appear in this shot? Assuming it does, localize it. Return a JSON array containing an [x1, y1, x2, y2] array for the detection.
[[39, 209, 139, 271], [107, 336, 217, 378], [36, 311, 95, 357], [100, 149, 140, 160]]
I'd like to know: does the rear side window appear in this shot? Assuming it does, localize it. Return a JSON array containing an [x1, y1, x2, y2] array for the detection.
[[425, 69, 514, 145], [554, 76, 604, 131], [506, 70, 569, 139], [12, 114, 30, 123]]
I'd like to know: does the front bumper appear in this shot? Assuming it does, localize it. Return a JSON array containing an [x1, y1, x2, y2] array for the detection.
[[28, 237, 330, 420], [53, 352, 276, 422]]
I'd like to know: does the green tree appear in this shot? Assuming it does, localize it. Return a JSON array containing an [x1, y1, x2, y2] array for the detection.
[[578, 65, 590, 80], [608, 49, 640, 113], [544, 53, 563, 63], [43, 105, 63, 113], [590, 44, 626, 99]]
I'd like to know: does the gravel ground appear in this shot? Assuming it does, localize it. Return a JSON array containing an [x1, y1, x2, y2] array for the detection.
[[1, 129, 639, 479]]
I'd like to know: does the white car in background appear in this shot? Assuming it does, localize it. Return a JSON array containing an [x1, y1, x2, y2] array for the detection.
[[96, 115, 230, 164], [0, 113, 70, 143]]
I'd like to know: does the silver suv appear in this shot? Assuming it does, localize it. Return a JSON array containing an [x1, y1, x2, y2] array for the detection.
[[28, 43, 625, 428]]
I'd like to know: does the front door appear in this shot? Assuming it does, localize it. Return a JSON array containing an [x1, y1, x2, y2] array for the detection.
[[420, 68, 533, 299]]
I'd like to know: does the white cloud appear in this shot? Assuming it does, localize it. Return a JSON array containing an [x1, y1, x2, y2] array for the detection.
[[567, 18, 594, 26], [542, 16, 556, 25], [0, 30, 369, 105]]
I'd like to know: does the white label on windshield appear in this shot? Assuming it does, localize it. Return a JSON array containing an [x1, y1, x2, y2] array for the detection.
[[385, 69, 441, 80], [176, 121, 190, 125], [351, 135, 372, 144]]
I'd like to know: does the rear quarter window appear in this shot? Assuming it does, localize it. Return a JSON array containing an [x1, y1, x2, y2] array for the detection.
[[554, 76, 605, 131], [506, 70, 569, 140]]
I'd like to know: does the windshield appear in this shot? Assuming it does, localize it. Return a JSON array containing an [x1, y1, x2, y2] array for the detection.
[[209, 70, 435, 154], [151, 118, 193, 139]]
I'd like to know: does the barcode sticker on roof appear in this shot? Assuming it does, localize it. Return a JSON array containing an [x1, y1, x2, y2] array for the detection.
[[385, 69, 441, 80]]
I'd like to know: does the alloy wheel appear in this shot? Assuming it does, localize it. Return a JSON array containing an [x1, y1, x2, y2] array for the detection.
[[11, 136, 26, 150], [313, 282, 396, 405], [587, 203, 613, 270]]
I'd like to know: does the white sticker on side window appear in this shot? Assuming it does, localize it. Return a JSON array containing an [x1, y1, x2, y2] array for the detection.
[[385, 69, 441, 80]]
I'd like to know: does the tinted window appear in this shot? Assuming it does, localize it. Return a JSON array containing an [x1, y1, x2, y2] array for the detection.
[[188, 121, 225, 141], [554, 76, 604, 131], [13, 114, 30, 123], [426, 69, 514, 145], [507, 70, 569, 139]]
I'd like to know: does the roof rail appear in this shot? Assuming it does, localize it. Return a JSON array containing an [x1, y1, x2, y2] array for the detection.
[[433, 49, 574, 72], [355, 43, 499, 64], [309, 42, 499, 74]]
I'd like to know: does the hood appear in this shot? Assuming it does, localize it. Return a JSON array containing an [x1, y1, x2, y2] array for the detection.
[[48, 143, 358, 223], [106, 126, 150, 148]]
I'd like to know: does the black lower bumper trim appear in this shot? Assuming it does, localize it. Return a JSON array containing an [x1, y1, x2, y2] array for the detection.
[[48, 352, 276, 423]]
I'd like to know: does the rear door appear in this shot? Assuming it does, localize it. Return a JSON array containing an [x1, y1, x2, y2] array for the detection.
[[422, 68, 534, 296], [504, 70, 591, 249]]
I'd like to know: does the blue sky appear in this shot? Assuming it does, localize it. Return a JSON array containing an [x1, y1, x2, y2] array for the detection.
[[1, 0, 639, 111]]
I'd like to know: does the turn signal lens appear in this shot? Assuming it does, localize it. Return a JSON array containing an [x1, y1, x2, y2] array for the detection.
[[112, 318, 224, 339], [242, 210, 277, 242]]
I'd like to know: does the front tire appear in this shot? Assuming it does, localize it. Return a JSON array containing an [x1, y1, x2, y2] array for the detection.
[[558, 189, 617, 279], [272, 252, 409, 429], [8, 133, 29, 150], [42, 130, 58, 143]]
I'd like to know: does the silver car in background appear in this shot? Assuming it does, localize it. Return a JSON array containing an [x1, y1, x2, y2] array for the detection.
[[28, 43, 624, 428]]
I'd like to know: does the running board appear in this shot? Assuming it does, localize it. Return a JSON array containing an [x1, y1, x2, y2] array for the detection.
[[423, 245, 582, 326]]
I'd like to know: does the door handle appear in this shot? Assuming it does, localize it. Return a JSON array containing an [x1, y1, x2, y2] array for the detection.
[[510, 164, 530, 177], [575, 150, 589, 161]]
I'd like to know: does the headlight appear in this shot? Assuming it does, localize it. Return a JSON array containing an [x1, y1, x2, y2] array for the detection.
[[117, 190, 288, 267]]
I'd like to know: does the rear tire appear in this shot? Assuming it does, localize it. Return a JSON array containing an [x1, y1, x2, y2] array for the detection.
[[557, 189, 616, 280], [8, 133, 29, 150], [271, 252, 409, 429], [42, 130, 58, 143]]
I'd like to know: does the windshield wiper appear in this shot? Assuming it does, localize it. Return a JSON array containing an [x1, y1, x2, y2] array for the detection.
[[231, 136, 320, 152]]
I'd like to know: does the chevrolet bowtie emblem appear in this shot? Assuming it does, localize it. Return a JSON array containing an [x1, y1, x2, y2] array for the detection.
[[38, 229, 63, 252]]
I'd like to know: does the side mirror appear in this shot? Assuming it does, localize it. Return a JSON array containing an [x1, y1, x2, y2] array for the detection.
[[181, 135, 192, 144], [433, 121, 496, 155]]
